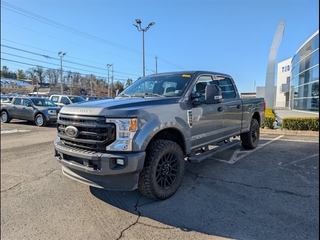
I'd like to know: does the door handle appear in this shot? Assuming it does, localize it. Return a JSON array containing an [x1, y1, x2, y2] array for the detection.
[[237, 105, 241, 109], [218, 107, 224, 112]]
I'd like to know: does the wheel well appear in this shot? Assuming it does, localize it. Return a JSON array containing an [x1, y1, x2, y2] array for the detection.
[[252, 112, 261, 126], [34, 112, 46, 123], [34, 112, 44, 118], [1, 110, 9, 115], [148, 128, 186, 155]]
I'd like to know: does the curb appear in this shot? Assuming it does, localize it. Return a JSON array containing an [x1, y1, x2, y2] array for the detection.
[[260, 128, 319, 137]]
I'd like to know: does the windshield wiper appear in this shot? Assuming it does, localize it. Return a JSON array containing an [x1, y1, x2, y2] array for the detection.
[[137, 92, 164, 98], [119, 93, 132, 98]]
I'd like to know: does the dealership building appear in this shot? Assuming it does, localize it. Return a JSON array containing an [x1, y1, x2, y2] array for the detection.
[[257, 29, 319, 112]]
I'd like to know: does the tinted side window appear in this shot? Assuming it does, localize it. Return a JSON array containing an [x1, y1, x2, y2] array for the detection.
[[23, 99, 31, 106], [216, 77, 236, 98], [193, 75, 214, 94], [61, 97, 69, 104], [13, 98, 21, 105], [70, 96, 85, 103], [191, 75, 215, 102]]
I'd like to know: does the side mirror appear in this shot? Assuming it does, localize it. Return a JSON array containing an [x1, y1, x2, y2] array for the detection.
[[27, 103, 33, 107], [205, 84, 222, 104]]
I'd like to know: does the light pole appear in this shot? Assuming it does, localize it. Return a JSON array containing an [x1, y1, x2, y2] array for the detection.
[[90, 75, 93, 96], [133, 19, 155, 77], [155, 55, 158, 73], [111, 64, 114, 97], [107, 63, 113, 97], [58, 51, 66, 94]]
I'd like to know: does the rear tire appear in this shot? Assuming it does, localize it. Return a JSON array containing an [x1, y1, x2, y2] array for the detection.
[[138, 139, 185, 200], [240, 118, 260, 149], [1, 111, 11, 123], [35, 113, 46, 127]]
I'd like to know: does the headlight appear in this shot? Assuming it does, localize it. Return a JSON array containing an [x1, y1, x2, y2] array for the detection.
[[48, 110, 57, 115], [106, 118, 138, 151]]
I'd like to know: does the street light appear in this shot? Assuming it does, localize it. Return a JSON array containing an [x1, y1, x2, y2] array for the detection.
[[111, 64, 114, 97], [133, 19, 155, 77], [58, 51, 66, 94], [107, 63, 113, 97]]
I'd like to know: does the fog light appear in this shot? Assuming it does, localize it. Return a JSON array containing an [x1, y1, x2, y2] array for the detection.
[[116, 159, 125, 165]]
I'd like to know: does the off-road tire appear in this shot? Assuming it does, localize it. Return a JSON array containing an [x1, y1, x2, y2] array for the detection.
[[35, 113, 46, 127], [1, 111, 11, 123], [138, 139, 185, 200], [240, 118, 260, 149]]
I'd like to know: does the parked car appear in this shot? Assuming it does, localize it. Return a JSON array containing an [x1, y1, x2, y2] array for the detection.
[[1, 96, 12, 103], [1, 96, 60, 126], [49, 95, 86, 108]]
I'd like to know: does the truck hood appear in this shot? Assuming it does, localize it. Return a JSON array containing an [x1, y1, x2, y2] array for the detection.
[[59, 97, 179, 117]]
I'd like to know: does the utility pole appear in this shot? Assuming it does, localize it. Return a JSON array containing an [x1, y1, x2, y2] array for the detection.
[[155, 56, 158, 73], [58, 51, 66, 94], [90, 75, 93, 96], [111, 64, 114, 97], [107, 64, 113, 97]]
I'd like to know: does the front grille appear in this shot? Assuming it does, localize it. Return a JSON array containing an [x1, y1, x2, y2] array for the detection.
[[57, 114, 116, 151]]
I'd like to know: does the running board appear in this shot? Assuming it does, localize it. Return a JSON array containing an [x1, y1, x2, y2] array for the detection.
[[187, 140, 241, 163]]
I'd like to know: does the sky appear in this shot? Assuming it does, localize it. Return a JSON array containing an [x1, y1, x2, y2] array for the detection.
[[1, 0, 319, 94]]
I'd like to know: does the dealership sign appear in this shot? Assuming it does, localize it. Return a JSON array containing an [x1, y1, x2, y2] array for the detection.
[[282, 65, 290, 72]]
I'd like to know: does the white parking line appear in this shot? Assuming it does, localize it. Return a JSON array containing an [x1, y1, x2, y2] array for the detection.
[[216, 135, 284, 164], [269, 139, 319, 143], [281, 153, 319, 166], [1, 129, 31, 134]]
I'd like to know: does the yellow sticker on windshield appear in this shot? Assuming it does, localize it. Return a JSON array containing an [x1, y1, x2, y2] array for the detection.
[[182, 74, 191, 78]]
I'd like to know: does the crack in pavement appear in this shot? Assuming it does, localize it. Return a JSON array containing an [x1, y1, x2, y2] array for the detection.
[[0, 181, 24, 192], [116, 196, 174, 239], [1, 169, 60, 193], [116, 195, 145, 240], [186, 169, 313, 198]]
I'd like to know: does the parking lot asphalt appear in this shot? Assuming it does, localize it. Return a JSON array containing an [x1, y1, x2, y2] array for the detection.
[[1, 120, 319, 240]]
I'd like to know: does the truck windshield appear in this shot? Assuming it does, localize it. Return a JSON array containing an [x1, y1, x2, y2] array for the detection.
[[117, 73, 192, 98], [69, 96, 86, 103]]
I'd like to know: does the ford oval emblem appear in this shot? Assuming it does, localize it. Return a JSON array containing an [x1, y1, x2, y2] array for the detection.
[[65, 126, 79, 138]]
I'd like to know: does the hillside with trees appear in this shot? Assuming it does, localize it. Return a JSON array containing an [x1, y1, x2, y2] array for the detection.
[[1, 65, 133, 97]]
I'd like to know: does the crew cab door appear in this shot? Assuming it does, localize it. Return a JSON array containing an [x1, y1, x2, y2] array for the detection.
[[215, 76, 242, 136], [21, 98, 34, 121], [190, 75, 224, 148], [10, 98, 23, 118]]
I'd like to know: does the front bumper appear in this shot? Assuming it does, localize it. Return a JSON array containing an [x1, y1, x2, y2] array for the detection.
[[46, 115, 58, 123], [54, 138, 146, 191]]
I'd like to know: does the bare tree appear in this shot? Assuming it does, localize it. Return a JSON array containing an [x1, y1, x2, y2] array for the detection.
[[46, 68, 59, 85], [26, 68, 37, 85], [34, 66, 46, 84]]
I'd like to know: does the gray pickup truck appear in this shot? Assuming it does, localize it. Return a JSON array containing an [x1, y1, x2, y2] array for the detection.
[[54, 71, 265, 200]]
